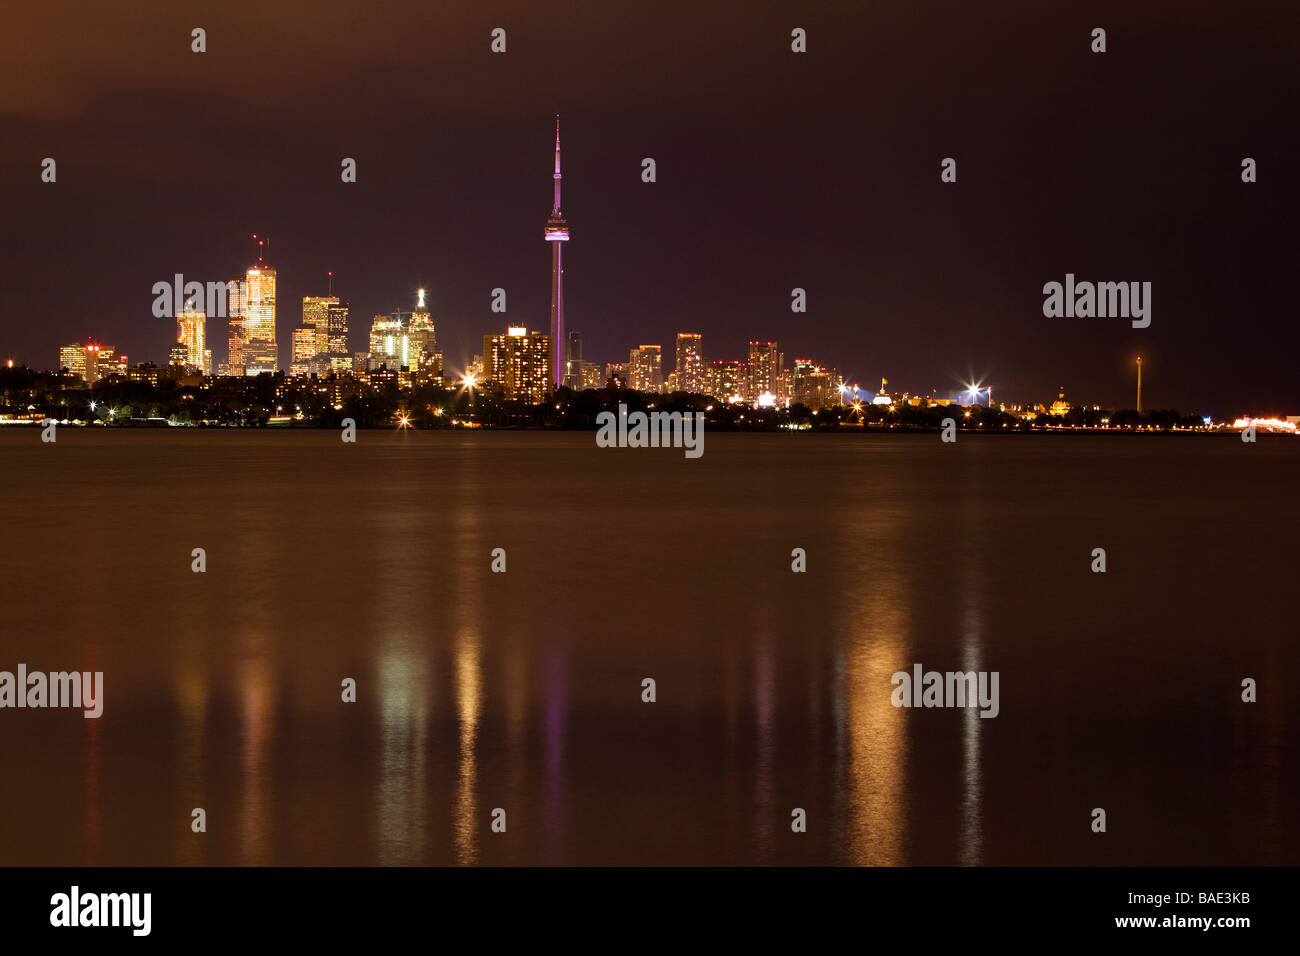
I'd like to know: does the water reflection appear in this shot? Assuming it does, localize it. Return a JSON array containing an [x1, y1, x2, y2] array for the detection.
[[958, 564, 984, 866], [839, 503, 910, 865], [236, 654, 272, 865], [753, 614, 775, 860], [376, 647, 429, 865], [174, 661, 208, 865], [451, 444, 484, 864], [452, 594, 482, 863]]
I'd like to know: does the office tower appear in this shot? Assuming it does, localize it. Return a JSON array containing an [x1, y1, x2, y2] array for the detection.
[[290, 328, 317, 376], [226, 274, 246, 374], [80, 344, 121, 385], [627, 345, 663, 393], [176, 306, 209, 374], [97, 349, 128, 380], [326, 302, 349, 357], [302, 296, 335, 357], [240, 265, 278, 374], [674, 333, 706, 393], [747, 341, 779, 402], [605, 362, 626, 386], [408, 289, 441, 383], [483, 326, 552, 403], [227, 254, 276, 376], [59, 343, 85, 378], [544, 116, 570, 388], [369, 314, 415, 370], [563, 330, 583, 390]]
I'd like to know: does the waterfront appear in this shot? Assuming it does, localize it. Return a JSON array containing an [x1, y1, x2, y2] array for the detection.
[[0, 431, 1295, 865]]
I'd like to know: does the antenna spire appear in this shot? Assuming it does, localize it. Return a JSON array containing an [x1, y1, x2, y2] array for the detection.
[[552, 115, 562, 213]]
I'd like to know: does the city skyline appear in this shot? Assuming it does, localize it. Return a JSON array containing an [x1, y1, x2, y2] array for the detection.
[[3, 1, 1295, 416], [21, 124, 1288, 417]]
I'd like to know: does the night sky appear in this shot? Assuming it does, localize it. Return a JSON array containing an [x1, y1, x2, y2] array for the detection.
[[2, 0, 1295, 415]]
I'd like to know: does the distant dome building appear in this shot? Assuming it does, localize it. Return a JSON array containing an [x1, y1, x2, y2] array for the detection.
[[1049, 388, 1072, 416]]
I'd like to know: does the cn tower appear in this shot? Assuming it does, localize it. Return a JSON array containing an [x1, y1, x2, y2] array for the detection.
[[544, 116, 570, 388]]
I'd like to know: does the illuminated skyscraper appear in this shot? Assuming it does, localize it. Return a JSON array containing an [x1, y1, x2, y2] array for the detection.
[[290, 328, 316, 376], [369, 314, 415, 371], [326, 302, 350, 358], [225, 277, 246, 375], [748, 341, 779, 402], [708, 359, 748, 403], [81, 344, 118, 385], [580, 361, 604, 389], [241, 265, 278, 374], [302, 296, 336, 357], [674, 333, 706, 393], [792, 359, 842, 411], [408, 288, 441, 383], [59, 343, 85, 378], [628, 345, 663, 393], [483, 326, 551, 403], [176, 307, 210, 374], [544, 116, 569, 388], [296, 294, 350, 376]]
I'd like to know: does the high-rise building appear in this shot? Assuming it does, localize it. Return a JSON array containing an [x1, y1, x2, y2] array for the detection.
[[544, 116, 570, 388], [326, 302, 349, 357], [792, 359, 843, 411], [176, 307, 210, 374], [408, 288, 441, 384], [241, 265, 277, 374], [80, 344, 124, 385], [369, 314, 417, 371], [674, 333, 706, 393], [580, 361, 604, 390], [226, 259, 276, 376], [563, 331, 583, 390], [298, 294, 351, 376], [748, 341, 779, 402], [708, 359, 749, 403], [226, 279, 246, 376], [302, 296, 335, 357], [225, 273, 249, 374], [627, 345, 663, 393], [483, 326, 552, 403], [290, 328, 317, 376], [59, 343, 85, 379]]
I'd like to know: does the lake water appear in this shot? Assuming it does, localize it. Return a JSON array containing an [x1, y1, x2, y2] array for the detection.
[[0, 430, 1295, 865]]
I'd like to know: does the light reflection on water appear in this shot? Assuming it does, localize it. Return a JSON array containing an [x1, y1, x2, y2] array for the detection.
[[0, 431, 1295, 866]]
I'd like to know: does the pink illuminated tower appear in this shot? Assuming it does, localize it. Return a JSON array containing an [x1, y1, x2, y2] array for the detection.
[[544, 116, 569, 388]]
